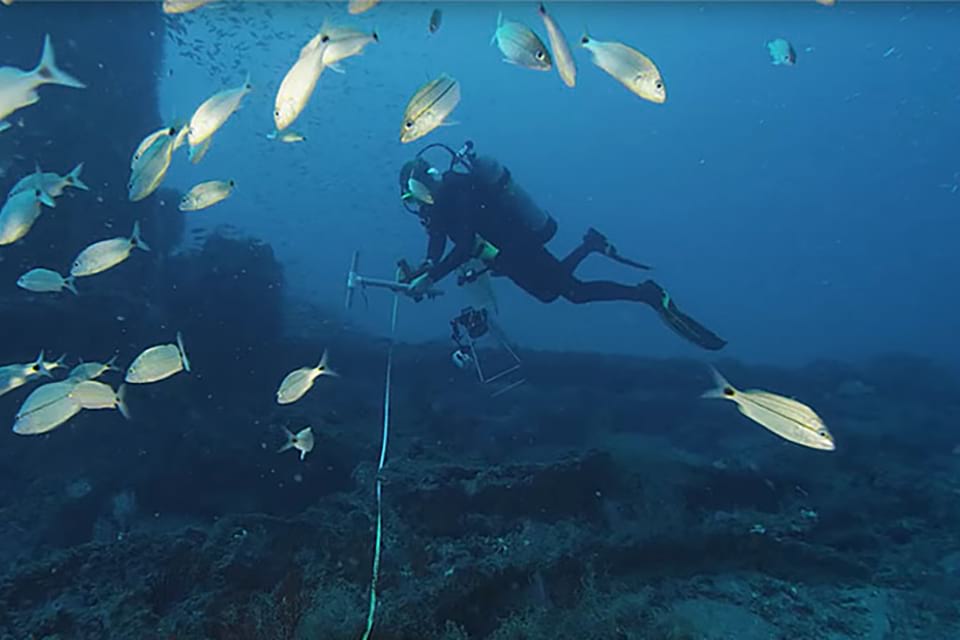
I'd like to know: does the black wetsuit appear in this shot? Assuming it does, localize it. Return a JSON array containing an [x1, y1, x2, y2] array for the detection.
[[422, 169, 655, 305]]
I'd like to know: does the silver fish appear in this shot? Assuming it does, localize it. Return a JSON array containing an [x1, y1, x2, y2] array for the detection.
[[276, 350, 338, 405], [0, 185, 56, 246], [703, 366, 835, 451], [71, 220, 151, 277], [0, 34, 85, 131], [491, 12, 552, 71], [9, 162, 88, 199], [125, 332, 191, 384], [187, 74, 252, 149], [70, 380, 129, 419], [400, 73, 460, 144], [179, 180, 234, 212], [580, 33, 666, 104], [278, 426, 315, 460], [537, 3, 576, 88], [68, 356, 120, 382], [12, 380, 82, 436], [17, 268, 77, 294]]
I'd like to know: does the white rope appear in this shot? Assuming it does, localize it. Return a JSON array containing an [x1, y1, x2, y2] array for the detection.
[[360, 287, 400, 640]]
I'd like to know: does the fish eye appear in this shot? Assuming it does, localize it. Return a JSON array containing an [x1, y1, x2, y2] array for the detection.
[[818, 430, 828, 438], [404, 120, 414, 129], [536, 50, 545, 60], [656, 81, 663, 90]]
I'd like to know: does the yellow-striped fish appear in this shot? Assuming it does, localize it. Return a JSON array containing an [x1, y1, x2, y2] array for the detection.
[[400, 73, 460, 144], [703, 366, 835, 451], [491, 12, 552, 71]]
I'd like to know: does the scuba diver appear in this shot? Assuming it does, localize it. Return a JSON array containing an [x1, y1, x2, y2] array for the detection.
[[397, 141, 727, 351]]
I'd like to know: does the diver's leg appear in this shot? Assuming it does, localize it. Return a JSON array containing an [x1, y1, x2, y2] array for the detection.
[[563, 278, 727, 351], [559, 228, 613, 275]]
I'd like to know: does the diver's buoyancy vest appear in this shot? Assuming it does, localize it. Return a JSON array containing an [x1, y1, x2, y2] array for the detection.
[[469, 156, 557, 245]]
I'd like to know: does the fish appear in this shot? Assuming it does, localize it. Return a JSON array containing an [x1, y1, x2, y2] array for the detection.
[[68, 356, 120, 382], [162, 0, 219, 14], [400, 73, 461, 144], [702, 366, 835, 451], [318, 22, 379, 72], [815, 0, 836, 6], [9, 162, 89, 199], [491, 12, 552, 71], [179, 179, 234, 212], [580, 33, 666, 104], [40, 353, 67, 375], [266, 130, 306, 143], [278, 426, 315, 460], [131, 125, 178, 169], [125, 332, 191, 384], [0, 351, 52, 398], [348, 0, 379, 15], [0, 186, 56, 245], [69, 380, 130, 419], [0, 34, 85, 131], [128, 128, 180, 201], [188, 137, 212, 164], [537, 3, 576, 88], [276, 350, 338, 405], [12, 381, 82, 435], [274, 33, 328, 131], [406, 176, 434, 205], [429, 9, 443, 34], [766, 38, 797, 66], [187, 75, 252, 150], [70, 220, 151, 278], [17, 268, 78, 294]]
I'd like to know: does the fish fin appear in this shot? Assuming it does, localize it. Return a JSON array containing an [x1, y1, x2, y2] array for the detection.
[[242, 71, 252, 91], [67, 162, 89, 191], [266, 131, 278, 140], [702, 365, 737, 401], [300, 449, 308, 461], [328, 63, 346, 74], [177, 331, 191, 372], [52, 353, 67, 369], [34, 34, 86, 89], [371, 28, 380, 43], [63, 276, 78, 295], [117, 384, 131, 420], [440, 119, 460, 127], [538, 2, 548, 17], [131, 220, 151, 252], [0, 121, 10, 133], [35, 186, 55, 207]]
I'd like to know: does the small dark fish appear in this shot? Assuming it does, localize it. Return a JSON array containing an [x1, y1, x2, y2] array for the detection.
[[429, 9, 442, 34]]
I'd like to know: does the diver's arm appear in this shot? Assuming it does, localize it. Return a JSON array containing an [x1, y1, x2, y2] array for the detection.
[[425, 227, 446, 267], [428, 240, 472, 283]]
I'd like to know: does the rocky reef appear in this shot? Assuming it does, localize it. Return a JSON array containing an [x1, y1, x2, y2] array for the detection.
[[1, 292, 959, 639]]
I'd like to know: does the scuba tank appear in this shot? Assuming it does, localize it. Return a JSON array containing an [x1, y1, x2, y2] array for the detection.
[[469, 155, 557, 245]]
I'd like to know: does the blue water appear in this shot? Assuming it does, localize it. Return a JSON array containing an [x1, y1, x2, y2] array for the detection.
[[2, 2, 960, 639], [160, 1, 960, 366]]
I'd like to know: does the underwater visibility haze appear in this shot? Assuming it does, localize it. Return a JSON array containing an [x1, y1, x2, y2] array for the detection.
[[0, 1, 959, 639]]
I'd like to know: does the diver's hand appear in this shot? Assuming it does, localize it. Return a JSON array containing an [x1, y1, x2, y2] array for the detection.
[[408, 273, 434, 299]]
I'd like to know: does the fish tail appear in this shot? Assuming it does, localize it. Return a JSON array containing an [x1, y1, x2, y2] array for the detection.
[[117, 384, 131, 420], [243, 71, 252, 91], [702, 364, 736, 401], [105, 354, 120, 372], [317, 349, 339, 377], [277, 428, 296, 453], [34, 350, 52, 378], [63, 275, 79, 295], [177, 331, 191, 373], [52, 353, 67, 369], [131, 220, 151, 252], [538, 2, 548, 17], [34, 34, 86, 89], [67, 163, 89, 191], [491, 12, 502, 46]]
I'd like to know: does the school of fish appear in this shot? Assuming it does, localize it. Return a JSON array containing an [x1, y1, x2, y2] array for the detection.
[[0, 1, 842, 452]]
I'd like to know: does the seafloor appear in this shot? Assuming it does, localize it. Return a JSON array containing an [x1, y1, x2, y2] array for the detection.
[[1, 234, 959, 640]]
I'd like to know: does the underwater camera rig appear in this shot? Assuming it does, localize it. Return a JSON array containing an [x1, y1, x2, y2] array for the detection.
[[449, 306, 525, 397]]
